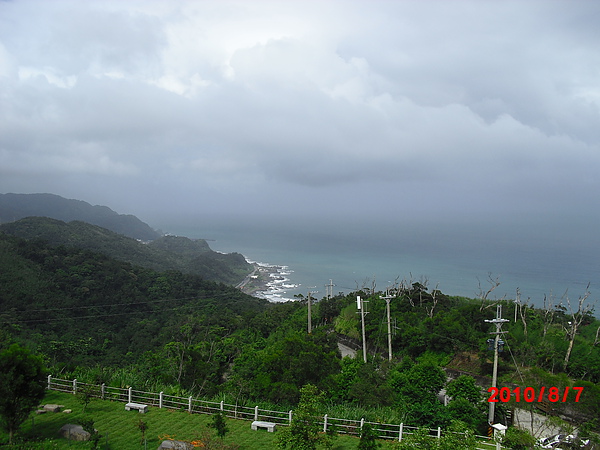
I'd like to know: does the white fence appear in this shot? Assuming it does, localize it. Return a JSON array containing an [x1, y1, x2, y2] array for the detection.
[[47, 376, 501, 448]]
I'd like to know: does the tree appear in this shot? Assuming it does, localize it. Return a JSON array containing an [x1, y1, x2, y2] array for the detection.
[[389, 362, 449, 428], [276, 384, 333, 450], [138, 418, 148, 445], [77, 383, 97, 413], [445, 375, 482, 404], [477, 273, 502, 311], [438, 421, 478, 450], [500, 427, 537, 450], [209, 412, 229, 439], [445, 375, 486, 431], [358, 422, 381, 449], [79, 418, 102, 450], [234, 330, 340, 405], [0, 344, 47, 444], [563, 285, 594, 371], [394, 422, 477, 450]]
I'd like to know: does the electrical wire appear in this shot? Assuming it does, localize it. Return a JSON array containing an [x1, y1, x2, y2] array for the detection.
[[504, 332, 526, 384], [19, 295, 203, 312], [8, 303, 203, 324], [1, 291, 261, 324]]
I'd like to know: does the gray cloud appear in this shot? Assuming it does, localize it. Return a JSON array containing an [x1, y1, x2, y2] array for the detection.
[[0, 0, 599, 228]]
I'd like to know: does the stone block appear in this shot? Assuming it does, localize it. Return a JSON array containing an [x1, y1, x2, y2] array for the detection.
[[59, 424, 91, 441], [43, 404, 62, 412], [157, 440, 193, 449]]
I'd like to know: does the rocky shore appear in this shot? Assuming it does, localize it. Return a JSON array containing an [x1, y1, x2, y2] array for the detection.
[[236, 262, 295, 301]]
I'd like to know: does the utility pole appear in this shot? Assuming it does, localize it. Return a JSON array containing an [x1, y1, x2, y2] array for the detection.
[[357, 296, 369, 363], [325, 279, 335, 299], [380, 291, 394, 361], [484, 305, 509, 425]]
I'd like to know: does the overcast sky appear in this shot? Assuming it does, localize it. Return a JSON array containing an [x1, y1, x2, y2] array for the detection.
[[1, 0, 599, 236]]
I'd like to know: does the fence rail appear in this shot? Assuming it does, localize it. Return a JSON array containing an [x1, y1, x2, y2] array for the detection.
[[47, 376, 501, 448]]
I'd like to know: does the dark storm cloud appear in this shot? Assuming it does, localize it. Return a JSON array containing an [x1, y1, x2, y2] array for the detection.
[[0, 0, 599, 223]]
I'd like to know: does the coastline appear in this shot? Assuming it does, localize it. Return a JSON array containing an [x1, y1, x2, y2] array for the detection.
[[237, 261, 298, 302]]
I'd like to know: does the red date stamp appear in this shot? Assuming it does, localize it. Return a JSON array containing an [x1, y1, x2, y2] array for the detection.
[[487, 386, 583, 403]]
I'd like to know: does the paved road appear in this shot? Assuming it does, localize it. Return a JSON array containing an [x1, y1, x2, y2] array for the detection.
[[338, 342, 357, 358]]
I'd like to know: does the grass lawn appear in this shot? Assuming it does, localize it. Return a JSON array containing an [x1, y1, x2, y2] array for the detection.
[[3, 391, 500, 449], [2, 391, 400, 449]]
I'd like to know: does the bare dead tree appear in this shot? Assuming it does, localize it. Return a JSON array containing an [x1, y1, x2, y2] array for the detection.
[[594, 325, 600, 347], [418, 276, 429, 307], [541, 293, 556, 338], [426, 282, 440, 318], [391, 275, 413, 299], [357, 276, 377, 295], [388, 275, 401, 296], [477, 273, 503, 311], [563, 284, 594, 372], [516, 288, 529, 339], [405, 273, 416, 307]]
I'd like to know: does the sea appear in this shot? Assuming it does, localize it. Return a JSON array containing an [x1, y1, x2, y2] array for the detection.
[[163, 216, 600, 310]]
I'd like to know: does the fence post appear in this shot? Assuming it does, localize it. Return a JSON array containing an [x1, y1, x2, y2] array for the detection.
[[73, 379, 77, 395], [437, 427, 441, 439], [360, 418, 364, 429], [323, 414, 328, 433], [101, 383, 105, 400], [188, 396, 193, 413], [47, 375, 52, 390], [254, 406, 258, 421], [159, 392, 163, 409], [220, 400, 224, 411], [399, 423, 403, 441], [288, 410, 292, 424], [128, 387, 132, 403]]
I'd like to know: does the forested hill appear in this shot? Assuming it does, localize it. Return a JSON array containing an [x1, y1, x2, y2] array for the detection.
[[0, 217, 253, 285], [0, 193, 160, 241], [2, 227, 600, 440], [0, 232, 270, 368]]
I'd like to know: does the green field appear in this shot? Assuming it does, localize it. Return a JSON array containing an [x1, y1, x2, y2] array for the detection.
[[2, 391, 501, 449], [3, 391, 397, 449]]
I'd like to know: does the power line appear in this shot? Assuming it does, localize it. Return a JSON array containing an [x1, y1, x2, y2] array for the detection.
[[1, 292, 255, 324], [7, 304, 202, 324], [14, 295, 203, 313], [5, 291, 246, 314]]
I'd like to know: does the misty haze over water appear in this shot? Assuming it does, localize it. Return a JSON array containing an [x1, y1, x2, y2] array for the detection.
[[2, 1, 599, 312], [163, 216, 600, 308]]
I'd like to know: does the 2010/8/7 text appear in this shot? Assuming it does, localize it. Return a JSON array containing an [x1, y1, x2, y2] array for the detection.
[[487, 386, 583, 403]]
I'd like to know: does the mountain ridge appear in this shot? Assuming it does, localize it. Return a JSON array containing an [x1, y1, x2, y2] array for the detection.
[[0, 193, 254, 285], [0, 193, 160, 241], [0, 217, 252, 285]]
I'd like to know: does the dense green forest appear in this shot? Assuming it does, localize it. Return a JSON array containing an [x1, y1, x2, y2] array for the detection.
[[0, 217, 253, 285], [1, 223, 600, 447], [0, 193, 160, 241]]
